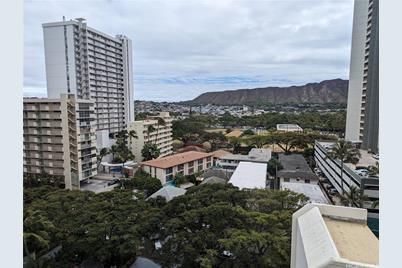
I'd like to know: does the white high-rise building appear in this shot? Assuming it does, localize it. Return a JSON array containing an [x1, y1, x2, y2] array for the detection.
[[42, 18, 134, 148], [345, 0, 378, 153]]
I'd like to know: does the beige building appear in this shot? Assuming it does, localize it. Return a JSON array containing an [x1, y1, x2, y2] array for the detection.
[[128, 112, 173, 162], [23, 94, 97, 189], [141, 151, 213, 184]]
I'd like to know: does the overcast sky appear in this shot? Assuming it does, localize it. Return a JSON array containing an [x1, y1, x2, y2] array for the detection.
[[24, 0, 354, 101]]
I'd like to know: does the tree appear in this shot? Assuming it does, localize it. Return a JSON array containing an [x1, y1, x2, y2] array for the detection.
[[125, 170, 162, 196], [174, 172, 186, 186], [368, 161, 379, 176], [154, 117, 166, 145], [128, 130, 138, 144], [244, 135, 271, 149], [267, 158, 283, 176], [97, 148, 109, 169], [241, 129, 255, 136], [327, 139, 361, 195], [340, 185, 368, 208], [141, 142, 160, 161], [228, 137, 242, 154], [201, 132, 227, 151], [147, 125, 156, 141], [109, 145, 118, 162], [371, 200, 379, 209]]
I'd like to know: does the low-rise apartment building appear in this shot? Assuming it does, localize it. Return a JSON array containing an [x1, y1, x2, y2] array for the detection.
[[128, 112, 173, 162], [291, 203, 378, 268], [216, 148, 271, 173], [140, 151, 213, 184], [277, 154, 319, 187], [23, 94, 97, 189], [314, 140, 379, 233]]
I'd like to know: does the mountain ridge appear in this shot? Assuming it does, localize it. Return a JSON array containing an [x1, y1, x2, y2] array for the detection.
[[185, 78, 348, 105]]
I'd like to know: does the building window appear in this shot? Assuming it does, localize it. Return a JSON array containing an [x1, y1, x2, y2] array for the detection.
[[206, 162, 211, 168], [284, 178, 290, 182], [207, 156, 211, 162], [305, 179, 310, 184], [188, 168, 194, 174], [188, 162, 194, 168], [165, 167, 173, 174], [178, 164, 184, 171], [198, 159, 203, 165], [198, 165, 203, 172]]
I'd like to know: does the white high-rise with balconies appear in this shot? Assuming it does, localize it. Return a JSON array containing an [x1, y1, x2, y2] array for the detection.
[[42, 18, 134, 148], [345, 0, 378, 153]]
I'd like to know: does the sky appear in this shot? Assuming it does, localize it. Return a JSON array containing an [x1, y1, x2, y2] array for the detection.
[[24, 0, 354, 102]]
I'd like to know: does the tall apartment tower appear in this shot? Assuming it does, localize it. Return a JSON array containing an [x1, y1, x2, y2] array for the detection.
[[23, 94, 97, 190], [345, 0, 378, 153], [42, 18, 134, 148]]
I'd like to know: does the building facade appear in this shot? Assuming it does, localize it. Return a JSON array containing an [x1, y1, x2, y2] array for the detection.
[[42, 18, 134, 148], [345, 0, 378, 153], [141, 151, 213, 184], [23, 94, 97, 189], [314, 141, 379, 229], [128, 112, 173, 162], [277, 154, 319, 187]]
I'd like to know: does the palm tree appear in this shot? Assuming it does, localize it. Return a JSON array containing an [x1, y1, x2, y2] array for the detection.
[[155, 117, 166, 145], [147, 125, 156, 142], [368, 161, 379, 176], [340, 185, 369, 208], [371, 200, 379, 209], [128, 130, 138, 151], [327, 139, 361, 195], [109, 144, 118, 161], [97, 147, 109, 169]]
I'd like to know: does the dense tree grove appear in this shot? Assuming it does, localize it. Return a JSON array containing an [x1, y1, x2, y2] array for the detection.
[[217, 111, 346, 132], [24, 184, 308, 267], [172, 112, 346, 142]]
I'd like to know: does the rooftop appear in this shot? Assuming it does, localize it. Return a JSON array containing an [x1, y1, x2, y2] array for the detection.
[[281, 182, 328, 204], [278, 154, 318, 180], [323, 217, 379, 265], [228, 162, 267, 190], [201, 176, 227, 185], [225, 130, 243, 138], [291, 203, 379, 268], [276, 124, 303, 132], [141, 151, 212, 169], [146, 185, 186, 202], [220, 148, 271, 163], [211, 149, 232, 158]]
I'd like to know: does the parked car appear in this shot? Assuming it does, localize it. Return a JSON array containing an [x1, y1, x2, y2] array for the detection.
[[328, 189, 338, 195], [355, 169, 369, 177]]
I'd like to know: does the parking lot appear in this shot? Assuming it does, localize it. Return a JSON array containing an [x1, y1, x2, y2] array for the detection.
[[314, 167, 342, 206], [80, 178, 120, 193]]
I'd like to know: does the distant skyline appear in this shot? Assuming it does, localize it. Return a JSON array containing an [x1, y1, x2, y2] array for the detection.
[[24, 0, 354, 101]]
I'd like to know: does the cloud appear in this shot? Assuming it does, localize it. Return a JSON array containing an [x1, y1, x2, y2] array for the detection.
[[24, 0, 354, 101]]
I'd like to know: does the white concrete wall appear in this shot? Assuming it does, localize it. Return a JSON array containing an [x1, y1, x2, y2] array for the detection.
[[43, 24, 77, 98], [280, 177, 318, 185]]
